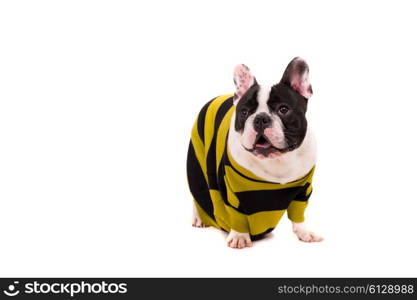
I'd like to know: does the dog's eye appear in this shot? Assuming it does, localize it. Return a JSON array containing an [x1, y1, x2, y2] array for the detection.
[[278, 105, 289, 115], [240, 109, 249, 117]]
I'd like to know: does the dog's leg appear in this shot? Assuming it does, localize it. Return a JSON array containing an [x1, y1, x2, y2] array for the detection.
[[226, 229, 253, 249], [292, 222, 323, 242], [191, 202, 206, 228]]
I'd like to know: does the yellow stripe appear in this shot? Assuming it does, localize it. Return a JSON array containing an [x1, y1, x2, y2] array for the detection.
[[248, 210, 286, 235], [204, 94, 234, 156], [191, 120, 208, 183], [224, 165, 315, 193], [216, 106, 235, 172], [287, 200, 308, 223]]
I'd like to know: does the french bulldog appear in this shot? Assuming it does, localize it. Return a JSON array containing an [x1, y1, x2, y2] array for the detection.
[[187, 57, 323, 249]]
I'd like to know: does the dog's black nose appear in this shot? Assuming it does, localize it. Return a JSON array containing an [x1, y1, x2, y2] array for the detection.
[[253, 113, 272, 132]]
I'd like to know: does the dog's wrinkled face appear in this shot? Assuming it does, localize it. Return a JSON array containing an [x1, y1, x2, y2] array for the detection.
[[232, 58, 313, 159]]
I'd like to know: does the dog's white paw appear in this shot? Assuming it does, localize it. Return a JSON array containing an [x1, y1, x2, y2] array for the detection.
[[226, 230, 253, 249], [292, 222, 323, 243], [191, 204, 206, 228], [191, 215, 206, 228]]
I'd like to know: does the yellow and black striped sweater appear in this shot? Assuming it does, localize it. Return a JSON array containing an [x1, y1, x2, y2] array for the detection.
[[187, 95, 315, 239]]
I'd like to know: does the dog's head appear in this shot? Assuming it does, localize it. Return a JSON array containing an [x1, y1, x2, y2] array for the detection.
[[232, 57, 313, 159]]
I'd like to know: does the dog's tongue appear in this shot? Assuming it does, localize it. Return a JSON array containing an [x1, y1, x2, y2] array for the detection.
[[256, 141, 272, 148], [255, 136, 272, 148]]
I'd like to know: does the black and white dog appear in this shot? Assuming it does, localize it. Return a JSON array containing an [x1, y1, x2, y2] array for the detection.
[[190, 58, 323, 248]]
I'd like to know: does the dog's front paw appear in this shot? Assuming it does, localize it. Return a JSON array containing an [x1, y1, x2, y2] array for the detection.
[[292, 222, 323, 243], [226, 230, 253, 249]]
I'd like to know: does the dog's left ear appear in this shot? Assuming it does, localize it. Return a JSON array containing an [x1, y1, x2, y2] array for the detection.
[[233, 64, 257, 103], [280, 57, 313, 99]]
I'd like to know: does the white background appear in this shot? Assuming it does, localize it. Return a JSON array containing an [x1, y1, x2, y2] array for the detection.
[[1, 0, 416, 277]]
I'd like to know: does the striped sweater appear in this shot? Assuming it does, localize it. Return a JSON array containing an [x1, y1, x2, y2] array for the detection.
[[187, 95, 315, 239]]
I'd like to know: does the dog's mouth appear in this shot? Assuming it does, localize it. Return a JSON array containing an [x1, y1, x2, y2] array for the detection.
[[242, 134, 279, 157], [243, 134, 297, 158], [254, 134, 273, 149]]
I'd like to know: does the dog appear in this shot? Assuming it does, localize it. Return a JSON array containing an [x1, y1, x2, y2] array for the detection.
[[187, 57, 323, 248]]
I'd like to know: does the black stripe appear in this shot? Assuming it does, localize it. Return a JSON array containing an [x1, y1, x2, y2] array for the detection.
[[217, 152, 230, 206], [296, 188, 312, 202], [251, 228, 274, 241], [206, 97, 234, 190], [196, 98, 215, 143], [186, 141, 215, 220], [235, 183, 311, 215]]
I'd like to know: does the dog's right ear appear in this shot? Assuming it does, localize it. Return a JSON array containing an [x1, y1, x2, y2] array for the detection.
[[233, 64, 257, 103]]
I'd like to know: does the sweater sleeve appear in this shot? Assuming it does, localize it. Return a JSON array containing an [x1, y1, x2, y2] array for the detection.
[[225, 186, 250, 233], [287, 200, 308, 223], [287, 183, 312, 223]]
